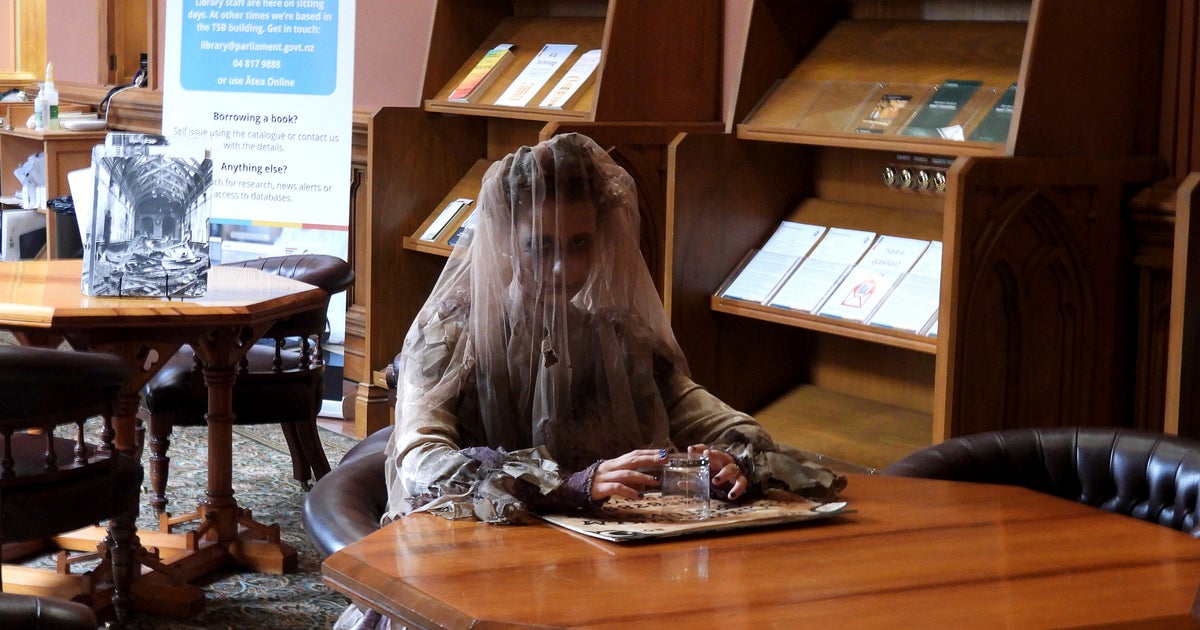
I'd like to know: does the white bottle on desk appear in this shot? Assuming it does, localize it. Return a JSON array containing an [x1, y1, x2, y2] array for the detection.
[[43, 63, 59, 130], [32, 84, 46, 130]]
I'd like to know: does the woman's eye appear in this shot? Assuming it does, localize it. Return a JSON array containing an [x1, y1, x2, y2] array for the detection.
[[568, 235, 592, 251]]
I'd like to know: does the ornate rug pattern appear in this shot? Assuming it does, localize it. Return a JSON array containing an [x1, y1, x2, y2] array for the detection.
[[28, 421, 361, 629]]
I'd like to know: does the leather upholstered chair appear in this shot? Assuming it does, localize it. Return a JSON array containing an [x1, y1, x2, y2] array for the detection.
[[139, 254, 354, 514], [0, 345, 141, 627], [883, 426, 1200, 536], [303, 426, 391, 558]]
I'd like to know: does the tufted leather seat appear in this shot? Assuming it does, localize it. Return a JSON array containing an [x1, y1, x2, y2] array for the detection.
[[140, 254, 354, 514], [0, 593, 98, 630], [302, 426, 391, 558], [883, 426, 1200, 536], [0, 345, 141, 626]]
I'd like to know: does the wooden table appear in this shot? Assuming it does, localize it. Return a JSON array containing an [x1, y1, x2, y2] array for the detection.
[[324, 474, 1200, 629], [0, 259, 328, 616]]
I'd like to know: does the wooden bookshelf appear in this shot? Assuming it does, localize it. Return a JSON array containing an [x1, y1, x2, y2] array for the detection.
[[664, 0, 1167, 460], [348, 0, 723, 437]]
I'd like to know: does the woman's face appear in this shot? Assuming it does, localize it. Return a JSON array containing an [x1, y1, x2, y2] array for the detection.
[[515, 198, 597, 300]]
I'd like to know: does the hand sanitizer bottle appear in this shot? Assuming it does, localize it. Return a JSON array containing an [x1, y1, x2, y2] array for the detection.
[[43, 63, 59, 130], [32, 84, 46, 130]]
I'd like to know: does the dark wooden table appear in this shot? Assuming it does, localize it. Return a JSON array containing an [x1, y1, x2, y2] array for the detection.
[[325, 473, 1200, 629]]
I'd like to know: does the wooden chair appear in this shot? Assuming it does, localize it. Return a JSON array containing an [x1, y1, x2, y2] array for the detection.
[[139, 254, 355, 516], [0, 345, 140, 627], [883, 426, 1200, 535]]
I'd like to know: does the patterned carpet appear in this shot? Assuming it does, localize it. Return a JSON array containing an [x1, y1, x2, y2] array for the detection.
[[26, 420, 361, 629]]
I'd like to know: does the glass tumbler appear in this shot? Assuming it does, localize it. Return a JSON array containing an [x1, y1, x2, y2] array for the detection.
[[660, 453, 710, 521]]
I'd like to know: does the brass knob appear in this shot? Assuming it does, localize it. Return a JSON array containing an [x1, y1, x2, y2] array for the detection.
[[898, 168, 915, 189], [933, 171, 947, 192], [882, 165, 897, 187], [916, 170, 932, 190]]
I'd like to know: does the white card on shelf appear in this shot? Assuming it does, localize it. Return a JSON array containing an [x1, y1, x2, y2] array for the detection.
[[867, 241, 943, 333], [495, 43, 577, 107], [767, 227, 876, 313], [817, 235, 930, 322]]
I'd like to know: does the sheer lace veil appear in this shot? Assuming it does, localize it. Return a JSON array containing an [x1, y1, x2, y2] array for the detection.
[[393, 133, 686, 456]]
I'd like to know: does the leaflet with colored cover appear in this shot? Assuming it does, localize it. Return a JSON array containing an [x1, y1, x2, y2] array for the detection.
[[817, 235, 930, 322], [494, 43, 577, 107], [539, 49, 601, 109], [447, 44, 516, 103]]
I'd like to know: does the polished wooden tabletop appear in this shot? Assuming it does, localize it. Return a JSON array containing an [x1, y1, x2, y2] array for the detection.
[[324, 474, 1200, 629], [0, 259, 323, 331]]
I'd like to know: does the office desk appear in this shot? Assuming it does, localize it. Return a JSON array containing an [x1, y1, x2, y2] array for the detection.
[[0, 259, 327, 615], [324, 474, 1200, 629]]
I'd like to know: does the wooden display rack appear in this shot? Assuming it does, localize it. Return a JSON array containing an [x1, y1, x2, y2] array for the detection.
[[347, 0, 723, 438], [665, 0, 1167, 468]]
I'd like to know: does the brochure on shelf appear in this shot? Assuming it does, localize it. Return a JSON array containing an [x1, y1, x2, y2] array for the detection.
[[968, 82, 1018, 143], [538, 49, 601, 109], [447, 44, 516, 103], [900, 79, 983, 139], [767, 227, 876, 313], [865, 241, 943, 334], [719, 222, 826, 303], [446, 207, 478, 247], [849, 83, 931, 135], [817, 235, 930, 322], [420, 198, 471, 241], [762, 221, 826, 256], [494, 43, 577, 107], [720, 249, 801, 303]]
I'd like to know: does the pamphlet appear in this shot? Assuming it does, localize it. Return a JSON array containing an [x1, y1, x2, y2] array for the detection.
[[768, 227, 876, 313], [968, 82, 1018, 143], [446, 207, 478, 247], [817, 235, 930, 322], [720, 222, 826, 303], [854, 93, 913, 134], [900, 79, 982, 139], [539, 49, 601, 109], [865, 241, 942, 333], [720, 249, 800, 303], [447, 44, 515, 103], [420, 198, 471, 241], [762, 221, 826, 256], [494, 43, 577, 107]]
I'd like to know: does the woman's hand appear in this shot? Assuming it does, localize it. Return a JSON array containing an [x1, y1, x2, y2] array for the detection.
[[590, 449, 666, 501], [691, 444, 748, 500]]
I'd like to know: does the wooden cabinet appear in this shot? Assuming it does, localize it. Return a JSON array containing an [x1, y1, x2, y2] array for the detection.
[[346, 0, 723, 437], [664, 0, 1166, 468], [0, 126, 107, 258]]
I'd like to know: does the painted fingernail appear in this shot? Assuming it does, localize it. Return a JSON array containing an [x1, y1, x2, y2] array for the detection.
[[658, 448, 667, 458]]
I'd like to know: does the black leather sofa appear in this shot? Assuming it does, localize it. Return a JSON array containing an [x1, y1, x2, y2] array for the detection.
[[883, 426, 1200, 536]]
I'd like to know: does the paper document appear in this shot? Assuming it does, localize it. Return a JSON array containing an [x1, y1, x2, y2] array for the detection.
[[867, 241, 942, 333], [768, 227, 876, 313], [817, 235, 930, 322]]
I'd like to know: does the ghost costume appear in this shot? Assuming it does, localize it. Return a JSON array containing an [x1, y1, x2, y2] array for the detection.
[[338, 133, 844, 629]]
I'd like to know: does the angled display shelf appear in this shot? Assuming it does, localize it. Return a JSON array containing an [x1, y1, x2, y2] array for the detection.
[[664, 0, 1166, 468], [347, 0, 723, 436]]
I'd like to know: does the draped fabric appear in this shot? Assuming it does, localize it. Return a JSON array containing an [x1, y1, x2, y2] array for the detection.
[[381, 133, 845, 525]]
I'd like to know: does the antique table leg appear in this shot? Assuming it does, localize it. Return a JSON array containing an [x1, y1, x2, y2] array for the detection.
[[194, 326, 298, 574]]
